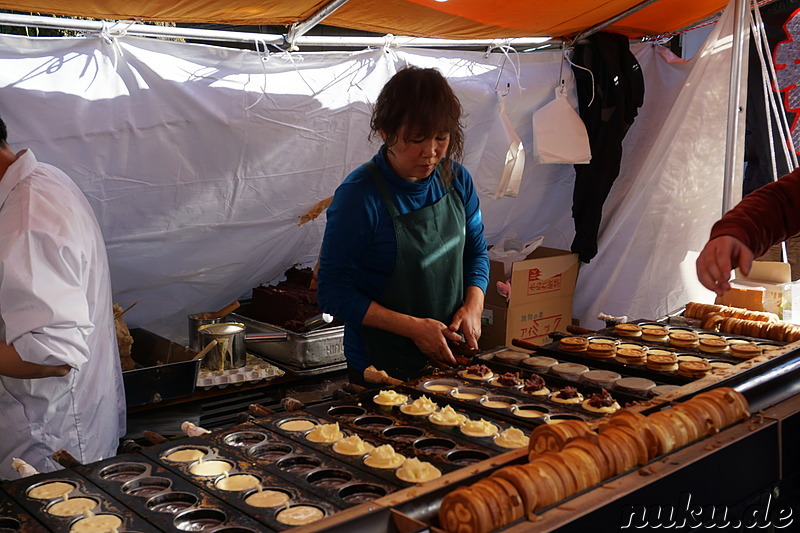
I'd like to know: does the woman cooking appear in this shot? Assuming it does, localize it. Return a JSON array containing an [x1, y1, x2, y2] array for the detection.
[[317, 66, 489, 382]]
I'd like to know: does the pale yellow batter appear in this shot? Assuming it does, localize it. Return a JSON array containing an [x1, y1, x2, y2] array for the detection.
[[163, 448, 206, 463], [395, 458, 442, 483], [27, 481, 74, 500], [47, 498, 97, 517], [513, 408, 548, 419], [451, 391, 482, 400], [245, 489, 290, 508], [428, 405, 467, 427], [279, 419, 317, 432], [276, 505, 324, 526], [364, 445, 406, 469], [69, 514, 123, 533], [460, 419, 499, 437], [481, 400, 511, 409], [332, 435, 373, 456], [425, 384, 455, 392], [189, 460, 232, 477], [216, 474, 260, 491], [494, 428, 530, 449], [400, 396, 438, 416], [373, 390, 408, 406]]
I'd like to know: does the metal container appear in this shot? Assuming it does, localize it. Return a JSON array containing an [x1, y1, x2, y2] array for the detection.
[[187, 313, 222, 352], [122, 329, 200, 407], [197, 322, 247, 371], [230, 305, 344, 369]]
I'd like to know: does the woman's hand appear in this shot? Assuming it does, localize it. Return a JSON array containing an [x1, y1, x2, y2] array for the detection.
[[361, 302, 461, 366], [408, 318, 461, 366], [449, 286, 485, 350]]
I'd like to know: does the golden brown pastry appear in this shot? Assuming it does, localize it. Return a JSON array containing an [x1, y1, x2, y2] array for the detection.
[[558, 336, 588, 352], [614, 323, 642, 337], [113, 303, 135, 371], [528, 418, 592, 456], [443, 387, 750, 533]]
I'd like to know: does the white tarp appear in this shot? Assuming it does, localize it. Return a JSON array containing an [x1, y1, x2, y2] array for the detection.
[[0, 19, 732, 342], [575, 2, 743, 327]]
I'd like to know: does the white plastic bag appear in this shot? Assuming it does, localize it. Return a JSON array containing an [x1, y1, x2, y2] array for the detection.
[[475, 92, 526, 199], [488, 235, 546, 280], [532, 86, 591, 164]]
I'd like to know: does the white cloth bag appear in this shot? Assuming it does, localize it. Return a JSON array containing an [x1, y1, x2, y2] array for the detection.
[[475, 92, 526, 199], [532, 86, 592, 164]]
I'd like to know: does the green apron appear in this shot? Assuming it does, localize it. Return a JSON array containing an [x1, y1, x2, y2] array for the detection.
[[360, 160, 466, 381]]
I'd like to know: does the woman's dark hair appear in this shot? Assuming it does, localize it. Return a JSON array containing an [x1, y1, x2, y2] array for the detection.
[[370, 66, 464, 183], [0, 117, 7, 147]]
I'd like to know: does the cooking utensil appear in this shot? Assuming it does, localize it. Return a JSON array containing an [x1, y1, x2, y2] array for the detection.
[[114, 300, 139, 319], [197, 322, 289, 371], [187, 301, 242, 351], [197, 322, 247, 371], [187, 314, 222, 352], [199, 300, 241, 320], [299, 312, 333, 332], [191, 339, 217, 361], [511, 338, 539, 351]]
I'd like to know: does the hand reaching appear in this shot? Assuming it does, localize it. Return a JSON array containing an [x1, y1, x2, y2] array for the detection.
[[696, 235, 755, 296]]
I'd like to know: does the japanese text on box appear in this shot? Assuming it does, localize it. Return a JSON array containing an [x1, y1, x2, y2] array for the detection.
[[527, 269, 562, 296]]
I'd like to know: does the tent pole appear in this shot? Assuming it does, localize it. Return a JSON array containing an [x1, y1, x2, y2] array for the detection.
[[570, 0, 662, 43], [286, 0, 351, 50], [722, 0, 749, 214], [0, 13, 551, 50]]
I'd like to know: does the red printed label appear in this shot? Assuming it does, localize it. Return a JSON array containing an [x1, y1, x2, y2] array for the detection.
[[516, 313, 563, 341], [527, 271, 562, 296]]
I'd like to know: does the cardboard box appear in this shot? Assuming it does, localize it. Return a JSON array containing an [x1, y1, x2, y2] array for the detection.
[[480, 247, 579, 348], [721, 261, 791, 316]]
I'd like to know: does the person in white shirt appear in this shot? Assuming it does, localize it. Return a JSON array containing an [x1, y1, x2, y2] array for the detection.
[[0, 115, 125, 479]]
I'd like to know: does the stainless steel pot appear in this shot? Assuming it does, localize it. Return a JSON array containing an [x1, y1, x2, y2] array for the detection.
[[196, 322, 288, 371], [197, 322, 247, 371]]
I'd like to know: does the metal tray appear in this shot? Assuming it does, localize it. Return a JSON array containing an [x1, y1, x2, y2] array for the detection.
[[231, 305, 345, 369], [122, 328, 200, 407]]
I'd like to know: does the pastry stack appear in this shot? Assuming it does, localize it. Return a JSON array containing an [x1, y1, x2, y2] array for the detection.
[[683, 301, 800, 343], [708, 315, 800, 343], [683, 302, 779, 323], [439, 387, 749, 533]]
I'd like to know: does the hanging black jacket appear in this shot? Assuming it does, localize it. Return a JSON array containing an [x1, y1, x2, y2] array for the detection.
[[570, 32, 645, 263]]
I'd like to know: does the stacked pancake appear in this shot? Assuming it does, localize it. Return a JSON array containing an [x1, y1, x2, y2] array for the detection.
[[439, 387, 749, 533], [558, 336, 588, 352], [729, 342, 763, 360]]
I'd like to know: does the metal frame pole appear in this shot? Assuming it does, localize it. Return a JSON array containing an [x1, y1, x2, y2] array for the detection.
[[722, 0, 749, 214]]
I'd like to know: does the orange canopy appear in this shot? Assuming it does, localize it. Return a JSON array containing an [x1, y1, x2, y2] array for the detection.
[[0, 0, 729, 40]]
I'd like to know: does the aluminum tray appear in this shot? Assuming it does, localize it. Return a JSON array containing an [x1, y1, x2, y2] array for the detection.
[[230, 306, 345, 369]]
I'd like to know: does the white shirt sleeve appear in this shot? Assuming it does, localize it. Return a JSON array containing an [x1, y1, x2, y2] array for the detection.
[[0, 226, 91, 368]]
